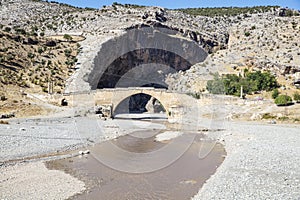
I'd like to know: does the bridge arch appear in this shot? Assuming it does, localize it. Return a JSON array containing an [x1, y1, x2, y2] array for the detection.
[[113, 92, 166, 116], [107, 88, 181, 118], [112, 89, 168, 117], [64, 88, 193, 120]]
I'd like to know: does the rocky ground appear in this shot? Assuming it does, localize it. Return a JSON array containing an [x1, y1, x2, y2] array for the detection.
[[0, 115, 155, 162], [0, 1, 299, 109], [0, 1, 300, 199], [0, 103, 299, 199], [0, 114, 168, 200], [0, 29, 79, 117], [167, 13, 300, 93], [193, 121, 300, 200], [0, 161, 85, 200]]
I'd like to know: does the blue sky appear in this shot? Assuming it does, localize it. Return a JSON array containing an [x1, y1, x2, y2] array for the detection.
[[52, 0, 300, 10]]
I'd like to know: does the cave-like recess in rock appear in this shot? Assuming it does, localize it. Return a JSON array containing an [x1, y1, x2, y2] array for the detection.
[[97, 48, 192, 88], [87, 26, 208, 90]]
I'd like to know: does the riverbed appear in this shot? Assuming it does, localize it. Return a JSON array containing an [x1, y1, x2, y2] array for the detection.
[[47, 130, 225, 200]]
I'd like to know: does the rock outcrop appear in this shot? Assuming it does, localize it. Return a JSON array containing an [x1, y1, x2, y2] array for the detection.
[[1, 0, 300, 95]]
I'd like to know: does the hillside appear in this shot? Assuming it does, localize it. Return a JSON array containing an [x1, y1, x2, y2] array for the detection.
[[167, 7, 300, 94], [0, 0, 300, 118]]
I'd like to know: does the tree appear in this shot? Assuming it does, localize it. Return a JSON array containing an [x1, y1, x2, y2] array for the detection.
[[0, 95, 6, 101], [64, 49, 72, 57], [4, 27, 11, 32], [272, 89, 279, 99], [245, 71, 278, 91], [206, 71, 278, 96], [27, 52, 35, 59], [63, 34, 72, 41], [275, 95, 293, 106], [206, 74, 225, 94], [223, 74, 241, 96], [38, 47, 43, 54]]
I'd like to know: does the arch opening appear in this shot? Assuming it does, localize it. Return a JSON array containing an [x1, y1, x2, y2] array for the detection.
[[113, 93, 166, 118]]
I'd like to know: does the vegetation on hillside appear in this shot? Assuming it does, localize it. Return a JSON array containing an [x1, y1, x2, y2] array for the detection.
[[176, 6, 281, 17], [0, 30, 79, 94], [272, 89, 279, 99], [293, 92, 300, 103], [112, 2, 146, 8], [206, 70, 278, 96], [275, 95, 293, 106]]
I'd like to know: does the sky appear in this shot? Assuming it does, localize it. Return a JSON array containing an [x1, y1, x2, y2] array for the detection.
[[52, 0, 300, 10]]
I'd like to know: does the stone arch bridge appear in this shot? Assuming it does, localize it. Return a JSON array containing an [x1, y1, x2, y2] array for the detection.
[[64, 88, 193, 118]]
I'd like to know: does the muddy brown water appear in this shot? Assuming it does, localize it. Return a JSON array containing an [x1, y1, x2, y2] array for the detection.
[[47, 130, 225, 200]]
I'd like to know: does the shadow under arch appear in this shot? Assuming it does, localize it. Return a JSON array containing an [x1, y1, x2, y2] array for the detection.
[[113, 92, 167, 119]]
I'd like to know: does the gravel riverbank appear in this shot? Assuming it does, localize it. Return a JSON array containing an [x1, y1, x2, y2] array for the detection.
[[0, 116, 167, 199], [193, 121, 300, 200], [1, 115, 299, 199], [0, 116, 164, 162], [0, 161, 85, 200]]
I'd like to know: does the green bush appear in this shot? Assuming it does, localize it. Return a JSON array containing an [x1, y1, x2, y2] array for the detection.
[[206, 71, 278, 96], [272, 89, 279, 99], [15, 28, 26, 35], [42, 87, 48, 93], [262, 113, 276, 120], [278, 116, 289, 121], [64, 49, 72, 57], [27, 52, 35, 59], [206, 74, 225, 94], [275, 95, 293, 106], [63, 34, 72, 41], [4, 27, 11, 32], [1, 95, 6, 101], [244, 32, 251, 37], [176, 6, 279, 17], [293, 92, 300, 103], [187, 92, 201, 99], [38, 47, 43, 54]]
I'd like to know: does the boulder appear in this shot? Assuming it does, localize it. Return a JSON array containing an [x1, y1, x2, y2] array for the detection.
[[142, 13, 149, 19], [155, 9, 167, 22], [27, 37, 38, 45], [11, 35, 21, 42], [45, 40, 56, 47], [294, 72, 300, 84]]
